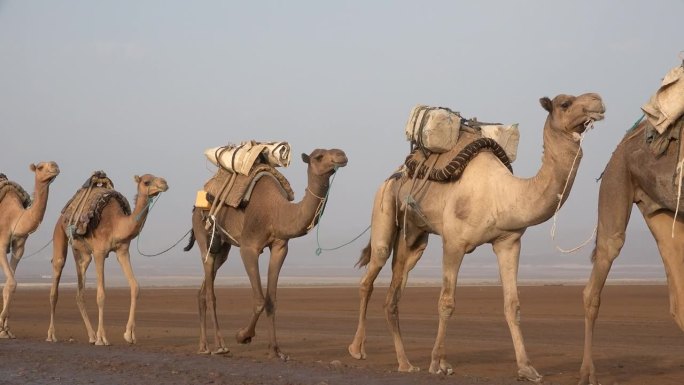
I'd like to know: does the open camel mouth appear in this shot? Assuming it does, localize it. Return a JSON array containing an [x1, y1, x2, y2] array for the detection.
[[587, 111, 605, 122], [334, 159, 349, 168]]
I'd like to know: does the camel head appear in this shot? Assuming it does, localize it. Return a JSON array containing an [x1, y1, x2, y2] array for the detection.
[[134, 174, 169, 197], [29, 161, 60, 185], [540, 93, 605, 138], [301, 148, 348, 176]]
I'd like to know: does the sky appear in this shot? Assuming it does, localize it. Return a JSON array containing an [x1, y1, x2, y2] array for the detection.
[[1, 1, 683, 287]]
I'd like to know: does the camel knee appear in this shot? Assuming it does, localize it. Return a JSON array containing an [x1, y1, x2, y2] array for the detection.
[[253, 299, 265, 315], [503, 300, 521, 325], [130, 282, 139, 299], [4, 277, 17, 293], [264, 297, 276, 316], [438, 296, 455, 318]]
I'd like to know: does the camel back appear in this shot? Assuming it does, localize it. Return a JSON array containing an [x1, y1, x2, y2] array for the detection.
[[61, 187, 131, 237], [203, 163, 294, 209], [402, 131, 513, 182], [0, 177, 31, 208]]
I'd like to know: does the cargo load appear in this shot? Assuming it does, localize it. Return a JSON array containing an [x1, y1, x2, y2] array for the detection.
[[405, 105, 461, 153], [480, 123, 520, 162], [204, 140, 291, 175]]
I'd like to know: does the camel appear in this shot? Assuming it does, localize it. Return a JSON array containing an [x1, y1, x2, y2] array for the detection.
[[0, 161, 60, 338], [348, 93, 606, 382], [184, 148, 348, 358], [46, 173, 168, 345], [578, 116, 684, 384]]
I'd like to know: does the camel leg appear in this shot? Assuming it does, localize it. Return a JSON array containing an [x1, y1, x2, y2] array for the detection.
[[47, 223, 68, 342], [428, 238, 465, 375], [236, 245, 265, 346], [9, 236, 26, 272], [198, 243, 229, 355], [349, 180, 398, 360], [116, 246, 138, 344], [493, 236, 541, 382], [0, 238, 16, 339], [0, 236, 26, 338], [73, 248, 96, 344], [639, 210, 684, 330], [93, 251, 109, 346], [263, 240, 288, 360], [579, 166, 632, 385], [385, 232, 428, 372]]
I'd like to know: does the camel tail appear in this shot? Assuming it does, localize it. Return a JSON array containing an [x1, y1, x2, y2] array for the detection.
[[355, 241, 372, 268], [183, 230, 195, 252]]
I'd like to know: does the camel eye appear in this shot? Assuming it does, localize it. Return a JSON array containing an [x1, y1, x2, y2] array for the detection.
[[314, 154, 324, 161], [560, 100, 571, 109], [143, 181, 151, 186]]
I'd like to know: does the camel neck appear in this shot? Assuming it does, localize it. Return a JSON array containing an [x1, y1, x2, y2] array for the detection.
[[122, 193, 154, 238], [275, 173, 331, 239], [517, 120, 584, 226], [14, 180, 51, 236]]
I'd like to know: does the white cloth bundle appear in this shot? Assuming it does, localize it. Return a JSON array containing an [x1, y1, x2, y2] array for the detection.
[[405, 105, 461, 153], [480, 123, 520, 162], [205, 141, 291, 175], [642, 65, 684, 134]]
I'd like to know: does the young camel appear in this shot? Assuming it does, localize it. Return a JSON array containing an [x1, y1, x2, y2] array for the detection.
[[0, 162, 60, 338], [578, 117, 684, 385], [348, 93, 605, 382], [185, 148, 348, 359], [46, 173, 168, 345]]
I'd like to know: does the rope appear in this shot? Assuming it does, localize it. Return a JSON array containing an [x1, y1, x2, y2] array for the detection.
[[204, 215, 218, 263], [136, 228, 192, 257], [13, 238, 53, 260], [550, 120, 598, 253], [314, 167, 371, 255]]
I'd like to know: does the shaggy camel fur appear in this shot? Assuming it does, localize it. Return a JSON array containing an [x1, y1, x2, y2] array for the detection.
[[348, 94, 605, 382], [0, 161, 59, 338], [46, 174, 168, 345], [185, 148, 348, 359], [578, 118, 684, 385]]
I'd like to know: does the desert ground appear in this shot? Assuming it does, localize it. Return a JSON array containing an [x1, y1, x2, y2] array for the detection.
[[1, 284, 683, 385]]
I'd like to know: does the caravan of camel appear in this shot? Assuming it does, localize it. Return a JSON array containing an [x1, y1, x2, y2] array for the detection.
[[2, 63, 684, 384]]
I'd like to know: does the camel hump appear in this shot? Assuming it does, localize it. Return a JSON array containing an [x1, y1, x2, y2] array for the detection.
[[0, 178, 31, 208], [61, 187, 131, 237]]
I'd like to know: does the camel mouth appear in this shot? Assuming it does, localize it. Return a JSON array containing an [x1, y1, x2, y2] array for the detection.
[[587, 111, 605, 122], [334, 159, 349, 168]]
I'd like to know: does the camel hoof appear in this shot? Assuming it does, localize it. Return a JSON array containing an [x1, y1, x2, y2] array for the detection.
[[211, 347, 231, 356], [197, 348, 210, 355], [123, 331, 136, 344], [271, 351, 289, 361], [0, 330, 15, 339], [94, 338, 111, 346], [518, 366, 543, 383], [429, 360, 452, 375], [347, 344, 367, 360], [399, 364, 421, 373], [235, 329, 253, 344]]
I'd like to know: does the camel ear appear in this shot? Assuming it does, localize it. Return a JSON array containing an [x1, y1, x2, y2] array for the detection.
[[134, 175, 141, 183], [540, 97, 553, 113], [301, 153, 310, 164], [29, 163, 37, 172]]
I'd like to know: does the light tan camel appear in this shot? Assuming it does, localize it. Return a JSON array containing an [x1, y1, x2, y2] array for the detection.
[[0, 162, 60, 338], [348, 93, 605, 382], [578, 117, 684, 385], [184, 148, 348, 358], [46, 173, 168, 345]]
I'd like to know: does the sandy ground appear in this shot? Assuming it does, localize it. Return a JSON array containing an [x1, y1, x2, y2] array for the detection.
[[1, 284, 683, 385]]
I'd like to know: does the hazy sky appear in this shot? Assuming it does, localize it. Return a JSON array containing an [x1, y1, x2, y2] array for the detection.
[[1, 1, 683, 286]]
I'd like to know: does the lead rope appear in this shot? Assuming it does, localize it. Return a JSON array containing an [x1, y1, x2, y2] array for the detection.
[[314, 167, 371, 255], [550, 120, 598, 253]]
